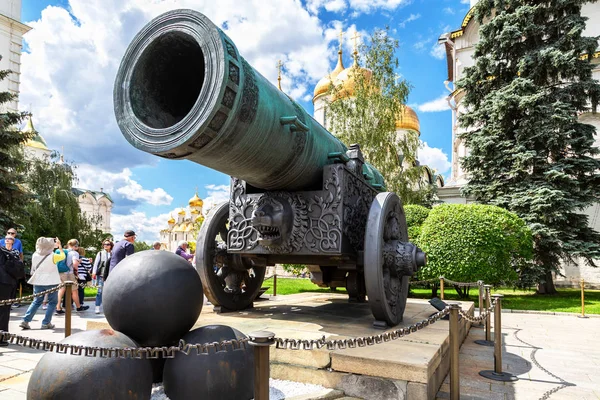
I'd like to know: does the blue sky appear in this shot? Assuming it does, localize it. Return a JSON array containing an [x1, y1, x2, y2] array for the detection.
[[19, 0, 471, 241]]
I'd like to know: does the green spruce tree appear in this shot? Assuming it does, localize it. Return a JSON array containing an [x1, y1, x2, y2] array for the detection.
[[0, 70, 31, 231], [458, 0, 600, 293], [325, 28, 436, 206]]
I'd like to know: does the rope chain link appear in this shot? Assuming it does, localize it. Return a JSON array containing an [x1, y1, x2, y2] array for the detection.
[[0, 307, 461, 357], [0, 284, 66, 306], [275, 308, 450, 350], [0, 331, 250, 359]]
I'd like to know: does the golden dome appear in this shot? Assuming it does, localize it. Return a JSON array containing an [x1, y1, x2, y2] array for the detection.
[[168, 214, 175, 224], [177, 208, 186, 216], [313, 50, 346, 100], [332, 64, 373, 100], [188, 193, 203, 207], [395, 105, 420, 133], [22, 115, 50, 151]]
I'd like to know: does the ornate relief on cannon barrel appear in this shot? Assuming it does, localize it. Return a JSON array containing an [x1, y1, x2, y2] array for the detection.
[[228, 165, 353, 255]]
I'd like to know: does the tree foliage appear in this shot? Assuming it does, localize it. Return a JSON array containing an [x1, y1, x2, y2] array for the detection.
[[0, 70, 31, 231], [18, 152, 102, 252], [404, 204, 430, 242], [133, 241, 152, 252], [325, 28, 435, 205], [418, 204, 533, 290], [458, 0, 600, 293]]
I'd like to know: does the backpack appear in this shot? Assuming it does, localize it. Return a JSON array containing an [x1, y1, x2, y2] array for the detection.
[[56, 250, 69, 273]]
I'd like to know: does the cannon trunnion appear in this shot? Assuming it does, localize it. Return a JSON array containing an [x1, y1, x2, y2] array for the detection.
[[114, 9, 425, 327]]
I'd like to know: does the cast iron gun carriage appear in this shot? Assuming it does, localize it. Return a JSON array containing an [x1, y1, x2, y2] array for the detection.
[[114, 9, 426, 327]]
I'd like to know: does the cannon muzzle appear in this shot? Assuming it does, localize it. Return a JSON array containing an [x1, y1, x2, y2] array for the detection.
[[114, 9, 387, 191]]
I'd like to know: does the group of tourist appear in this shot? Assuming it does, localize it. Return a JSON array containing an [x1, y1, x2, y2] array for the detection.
[[0, 229, 198, 338], [0, 228, 138, 336]]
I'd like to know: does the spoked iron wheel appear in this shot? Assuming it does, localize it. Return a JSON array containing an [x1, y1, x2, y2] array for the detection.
[[364, 192, 411, 327], [196, 202, 266, 310]]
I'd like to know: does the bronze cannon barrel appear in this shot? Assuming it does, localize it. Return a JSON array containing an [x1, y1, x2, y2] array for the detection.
[[114, 9, 385, 191]]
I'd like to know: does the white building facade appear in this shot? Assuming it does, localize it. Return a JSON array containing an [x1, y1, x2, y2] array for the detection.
[[438, 1, 600, 286], [0, 0, 29, 113]]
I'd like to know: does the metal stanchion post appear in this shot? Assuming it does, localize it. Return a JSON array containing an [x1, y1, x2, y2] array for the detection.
[[449, 303, 460, 400], [473, 280, 484, 328], [578, 278, 588, 319], [440, 276, 445, 300], [480, 294, 517, 381], [65, 281, 73, 338], [475, 285, 494, 346], [249, 331, 275, 400], [273, 273, 277, 297]]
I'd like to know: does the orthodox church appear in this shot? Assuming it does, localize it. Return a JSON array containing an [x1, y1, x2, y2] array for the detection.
[[311, 36, 444, 189], [437, 0, 600, 286], [159, 193, 204, 251]]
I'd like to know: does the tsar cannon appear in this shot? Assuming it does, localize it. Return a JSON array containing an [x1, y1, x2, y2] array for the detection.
[[114, 9, 426, 327]]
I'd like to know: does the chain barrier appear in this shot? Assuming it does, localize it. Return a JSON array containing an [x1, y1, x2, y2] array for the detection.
[[275, 308, 450, 350], [408, 278, 439, 285], [0, 331, 250, 359], [458, 297, 497, 323], [409, 277, 484, 288], [0, 307, 457, 356], [442, 278, 481, 287], [0, 284, 66, 306]]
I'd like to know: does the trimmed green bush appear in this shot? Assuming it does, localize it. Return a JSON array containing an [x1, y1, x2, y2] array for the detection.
[[418, 204, 532, 286], [404, 204, 430, 242]]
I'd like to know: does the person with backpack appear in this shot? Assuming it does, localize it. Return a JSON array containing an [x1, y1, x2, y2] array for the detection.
[[92, 239, 112, 314], [19, 237, 66, 330], [55, 239, 88, 314]]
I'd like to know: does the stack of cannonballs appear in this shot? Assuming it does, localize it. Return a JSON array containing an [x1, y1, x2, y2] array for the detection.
[[27, 251, 254, 400]]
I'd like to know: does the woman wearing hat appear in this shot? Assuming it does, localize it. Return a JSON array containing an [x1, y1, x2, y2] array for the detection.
[[19, 237, 66, 330]]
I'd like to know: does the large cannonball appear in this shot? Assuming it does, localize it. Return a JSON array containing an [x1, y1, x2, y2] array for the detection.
[[103, 250, 204, 346], [163, 325, 254, 400], [27, 329, 152, 399]]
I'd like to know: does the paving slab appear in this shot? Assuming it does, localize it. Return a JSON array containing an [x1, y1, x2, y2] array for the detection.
[[436, 312, 600, 400]]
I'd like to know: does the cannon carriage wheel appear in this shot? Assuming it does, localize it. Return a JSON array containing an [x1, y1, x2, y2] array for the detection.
[[364, 192, 411, 327], [196, 202, 266, 310]]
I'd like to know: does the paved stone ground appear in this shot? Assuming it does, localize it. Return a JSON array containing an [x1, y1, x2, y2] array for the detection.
[[436, 313, 600, 400], [0, 298, 599, 399]]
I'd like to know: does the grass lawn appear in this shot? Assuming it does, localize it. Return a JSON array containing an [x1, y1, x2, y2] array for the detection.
[[262, 277, 599, 315]]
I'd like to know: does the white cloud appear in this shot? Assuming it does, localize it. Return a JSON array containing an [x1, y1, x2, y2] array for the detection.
[[348, 0, 408, 13], [111, 211, 169, 243], [110, 183, 229, 243], [202, 184, 231, 214], [20, 0, 339, 171], [443, 7, 455, 14], [430, 43, 446, 60], [416, 94, 450, 112], [419, 142, 451, 174], [398, 13, 421, 28], [461, 0, 470, 3], [307, 0, 407, 14], [413, 38, 432, 51], [76, 164, 173, 210]]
